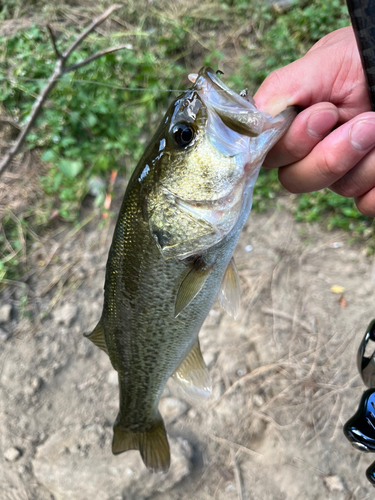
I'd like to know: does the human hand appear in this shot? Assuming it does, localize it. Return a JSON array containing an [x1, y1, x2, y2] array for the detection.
[[254, 26, 375, 217]]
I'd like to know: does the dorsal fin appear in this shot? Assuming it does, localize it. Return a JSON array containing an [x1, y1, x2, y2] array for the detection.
[[84, 320, 108, 355], [172, 340, 211, 400], [175, 258, 213, 317], [218, 257, 241, 319]]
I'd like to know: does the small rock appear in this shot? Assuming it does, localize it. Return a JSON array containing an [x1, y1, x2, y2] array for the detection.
[[187, 408, 198, 420], [0, 303, 12, 323], [107, 370, 118, 386], [0, 327, 10, 341], [32, 376, 43, 392], [253, 394, 265, 407], [53, 303, 79, 327], [17, 464, 28, 474], [323, 475, 347, 493], [159, 397, 189, 422], [203, 351, 217, 368], [4, 447, 21, 462]]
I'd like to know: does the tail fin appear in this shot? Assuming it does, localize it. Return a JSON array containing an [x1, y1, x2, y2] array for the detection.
[[112, 416, 170, 473]]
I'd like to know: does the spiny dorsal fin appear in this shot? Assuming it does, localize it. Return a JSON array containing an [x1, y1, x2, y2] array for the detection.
[[175, 259, 213, 318], [84, 321, 108, 355], [172, 340, 211, 400], [112, 415, 170, 473], [218, 257, 241, 319]]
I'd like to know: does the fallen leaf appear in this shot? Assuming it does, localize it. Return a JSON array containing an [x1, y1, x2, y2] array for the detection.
[[330, 285, 345, 294], [339, 295, 347, 308]]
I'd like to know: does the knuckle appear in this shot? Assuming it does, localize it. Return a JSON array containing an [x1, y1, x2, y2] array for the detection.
[[278, 170, 303, 194], [282, 137, 305, 163], [355, 194, 375, 218], [332, 176, 362, 198], [355, 199, 372, 217], [316, 150, 343, 182], [262, 69, 284, 91]]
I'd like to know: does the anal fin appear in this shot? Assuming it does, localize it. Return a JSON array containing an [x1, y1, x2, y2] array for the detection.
[[172, 340, 211, 400], [84, 320, 108, 355], [112, 415, 170, 473], [218, 257, 241, 319]]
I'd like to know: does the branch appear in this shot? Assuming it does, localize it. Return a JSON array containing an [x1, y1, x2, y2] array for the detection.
[[63, 4, 123, 59], [47, 24, 62, 59], [0, 4, 125, 175], [0, 117, 21, 130], [65, 45, 129, 72], [0, 60, 64, 173]]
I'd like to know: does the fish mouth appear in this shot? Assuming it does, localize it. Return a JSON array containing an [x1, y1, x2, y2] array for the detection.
[[191, 67, 266, 137]]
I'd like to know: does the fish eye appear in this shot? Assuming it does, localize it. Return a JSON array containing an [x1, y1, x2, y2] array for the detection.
[[172, 123, 195, 147]]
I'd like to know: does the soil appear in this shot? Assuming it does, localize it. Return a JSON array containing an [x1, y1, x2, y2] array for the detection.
[[1, 182, 375, 500]]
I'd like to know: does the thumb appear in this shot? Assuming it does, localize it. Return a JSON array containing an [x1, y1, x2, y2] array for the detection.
[[254, 26, 359, 116]]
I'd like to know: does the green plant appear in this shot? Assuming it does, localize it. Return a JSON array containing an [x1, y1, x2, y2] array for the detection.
[[0, 24, 188, 218]]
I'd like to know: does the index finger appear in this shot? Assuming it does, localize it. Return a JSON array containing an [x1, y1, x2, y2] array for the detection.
[[262, 103, 339, 169]]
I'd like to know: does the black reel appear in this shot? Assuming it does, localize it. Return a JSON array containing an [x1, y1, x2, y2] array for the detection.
[[343, 319, 375, 487]]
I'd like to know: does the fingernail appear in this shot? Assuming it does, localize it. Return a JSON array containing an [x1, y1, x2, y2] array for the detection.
[[259, 97, 292, 116], [307, 109, 338, 138], [350, 119, 375, 151]]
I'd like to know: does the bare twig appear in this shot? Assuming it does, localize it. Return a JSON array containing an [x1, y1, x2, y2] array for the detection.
[[65, 46, 127, 72], [261, 307, 315, 334], [0, 117, 21, 129], [209, 433, 261, 458], [46, 24, 62, 59], [0, 4, 126, 175], [231, 448, 246, 500], [210, 362, 288, 408], [63, 4, 122, 59]]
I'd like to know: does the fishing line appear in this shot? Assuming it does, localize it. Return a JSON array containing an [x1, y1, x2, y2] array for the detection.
[[0, 75, 186, 92], [0, 77, 246, 94]]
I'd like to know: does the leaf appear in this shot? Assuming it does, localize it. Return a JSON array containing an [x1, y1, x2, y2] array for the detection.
[[53, 172, 62, 191], [58, 159, 83, 178], [330, 285, 345, 294], [42, 150, 55, 162], [60, 137, 76, 148], [339, 295, 347, 308], [87, 113, 98, 127]]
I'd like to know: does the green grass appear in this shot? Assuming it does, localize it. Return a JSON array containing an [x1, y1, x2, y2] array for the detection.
[[2, 0, 372, 283]]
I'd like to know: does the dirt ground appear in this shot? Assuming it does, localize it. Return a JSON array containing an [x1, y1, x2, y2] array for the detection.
[[1, 180, 375, 500]]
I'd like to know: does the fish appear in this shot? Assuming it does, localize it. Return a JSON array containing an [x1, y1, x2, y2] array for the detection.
[[85, 67, 296, 473]]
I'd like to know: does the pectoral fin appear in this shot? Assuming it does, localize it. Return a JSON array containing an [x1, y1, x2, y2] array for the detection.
[[218, 258, 241, 319], [175, 259, 213, 317], [84, 320, 108, 355], [172, 340, 211, 400]]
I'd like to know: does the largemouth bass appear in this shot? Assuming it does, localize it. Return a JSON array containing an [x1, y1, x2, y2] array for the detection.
[[85, 67, 295, 473]]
